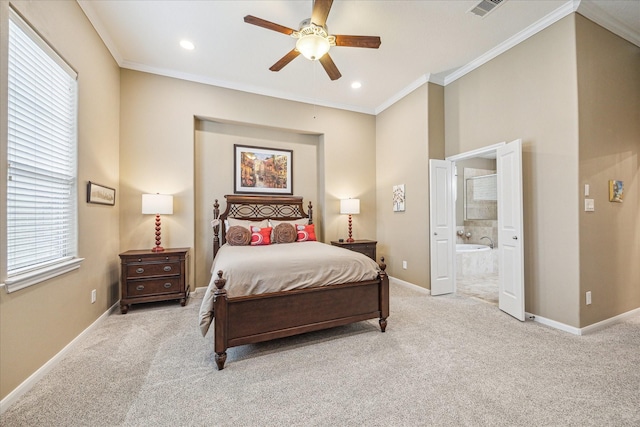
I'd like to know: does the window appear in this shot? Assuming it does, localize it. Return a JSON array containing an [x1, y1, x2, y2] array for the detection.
[[4, 9, 82, 292]]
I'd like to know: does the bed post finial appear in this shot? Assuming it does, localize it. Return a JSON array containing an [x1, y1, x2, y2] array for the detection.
[[213, 270, 226, 294], [308, 201, 313, 224], [378, 256, 386, 271]]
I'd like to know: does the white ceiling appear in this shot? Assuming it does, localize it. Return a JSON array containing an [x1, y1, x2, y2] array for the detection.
[[78, 0, 640, 115]]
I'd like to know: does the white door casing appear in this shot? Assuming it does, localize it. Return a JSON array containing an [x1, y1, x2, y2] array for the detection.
[[497, 139, 525, 321], [429, 159, 454, 296]]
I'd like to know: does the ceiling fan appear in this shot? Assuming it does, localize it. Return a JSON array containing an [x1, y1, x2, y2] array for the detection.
[[244, 0, 381, 81]]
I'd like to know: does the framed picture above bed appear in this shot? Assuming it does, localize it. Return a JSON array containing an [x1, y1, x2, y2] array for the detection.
[[234, 144, 293, 195]]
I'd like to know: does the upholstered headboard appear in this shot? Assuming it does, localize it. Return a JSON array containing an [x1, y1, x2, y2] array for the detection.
[[213, 195, 312, 257]]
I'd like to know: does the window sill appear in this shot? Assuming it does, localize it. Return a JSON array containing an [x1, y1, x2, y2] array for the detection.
[[2, 258, 85, 293]]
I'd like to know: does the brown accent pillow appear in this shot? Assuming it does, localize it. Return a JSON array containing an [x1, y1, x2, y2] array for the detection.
[[226, 226, 251, 246], [274, 223, 297, 244]]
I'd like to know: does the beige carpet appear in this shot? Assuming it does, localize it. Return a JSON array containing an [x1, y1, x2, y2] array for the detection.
[[2, 280, 639, 426]]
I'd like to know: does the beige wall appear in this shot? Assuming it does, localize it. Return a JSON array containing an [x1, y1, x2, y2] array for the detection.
[[119, 70, 377, 290], [376, 83, 444, 286], [0, 0, 120, 400], [445, 15, 581, 326], [194, 121, 319, 288], [2, 1, 638, 406], [575, 14, 640, 327]]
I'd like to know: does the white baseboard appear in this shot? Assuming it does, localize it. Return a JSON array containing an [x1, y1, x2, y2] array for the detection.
[[526, 307, 640, 336], [525, 312, 581, 335], [0, 301, 120, 415], [579, 307, 640, 335], [192, 286, 208, 296], [388, 276, 431, 295]]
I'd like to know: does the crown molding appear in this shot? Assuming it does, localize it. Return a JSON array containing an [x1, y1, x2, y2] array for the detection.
[[374, 73, 447, 115], [120, 60, 376, 115], [77, 0, 123, 64], [443, 1, 577, 86], [576, 0, 640, 47]]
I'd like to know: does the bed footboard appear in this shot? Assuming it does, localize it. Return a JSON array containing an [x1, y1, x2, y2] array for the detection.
[[212, 267, 389, 370]]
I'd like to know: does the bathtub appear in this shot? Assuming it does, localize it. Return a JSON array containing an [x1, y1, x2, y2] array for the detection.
[[456, 244, 490, 253], [456, 244, 497, 277]]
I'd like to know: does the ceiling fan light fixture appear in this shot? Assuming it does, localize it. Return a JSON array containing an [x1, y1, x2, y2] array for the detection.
[[296, 34, 330, 60], [179, 40, 195, 50]]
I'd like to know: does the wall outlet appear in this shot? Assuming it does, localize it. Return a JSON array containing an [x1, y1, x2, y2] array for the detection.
[[91, 289, 97, 304], [586, 291, 592, 305], [402, 261, 407, 270]]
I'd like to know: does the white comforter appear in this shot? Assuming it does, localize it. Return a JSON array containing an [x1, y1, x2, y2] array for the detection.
[[198, 241, 380, 336]]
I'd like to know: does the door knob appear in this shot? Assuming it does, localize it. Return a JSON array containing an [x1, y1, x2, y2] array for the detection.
[[434, 232, 438, 236], [512, 236, 518, 240]]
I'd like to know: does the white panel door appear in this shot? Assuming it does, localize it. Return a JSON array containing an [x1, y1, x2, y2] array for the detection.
[[497, 139, 525, 320], [429, 159, 454, 296]]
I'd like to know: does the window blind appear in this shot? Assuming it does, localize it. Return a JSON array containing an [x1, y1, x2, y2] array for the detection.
[[7, 10, 78, 278]]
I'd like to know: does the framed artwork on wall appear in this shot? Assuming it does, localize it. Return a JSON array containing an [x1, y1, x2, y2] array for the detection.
[[234, 145, 293, 195], [393, 184, 405, 212], [609, 180, 623, 203], [87, 181, 115, 205]]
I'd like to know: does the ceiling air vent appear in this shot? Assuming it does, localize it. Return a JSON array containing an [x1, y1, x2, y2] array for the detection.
[[468, 0, 507, 18]]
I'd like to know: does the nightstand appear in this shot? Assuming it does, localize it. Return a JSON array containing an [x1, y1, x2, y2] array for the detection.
[[119, 248, 190, 314], [331, 240, 377, 261]]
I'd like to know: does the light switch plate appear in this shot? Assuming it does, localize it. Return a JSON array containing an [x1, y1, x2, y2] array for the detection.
[[584, 184, 590, 196], [585, 199, 595, 212]]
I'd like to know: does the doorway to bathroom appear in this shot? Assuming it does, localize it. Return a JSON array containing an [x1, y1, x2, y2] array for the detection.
[[454, 156, 499, 305], [429, 139, 524, 320]]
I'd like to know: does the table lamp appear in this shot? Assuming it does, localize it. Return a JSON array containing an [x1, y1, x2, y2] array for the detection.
[[340, 198, 360, 243], [142, 193, 173, 252]]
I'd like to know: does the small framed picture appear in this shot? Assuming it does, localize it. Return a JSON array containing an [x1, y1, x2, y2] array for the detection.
[[87, 181, 116, 205], [609, 180, 623, 203], [393, 184, 405, 212], [234, 144, 293, 195]]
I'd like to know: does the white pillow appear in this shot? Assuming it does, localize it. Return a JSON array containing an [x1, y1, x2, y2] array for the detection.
[[269, 218, 309, 228]]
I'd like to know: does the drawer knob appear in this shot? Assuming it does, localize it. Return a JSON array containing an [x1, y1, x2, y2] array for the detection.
[[163, 282, 172, 289], [136, 285, 145, 291], [163, 266, 172, 272], [136, 268, 145, 274]]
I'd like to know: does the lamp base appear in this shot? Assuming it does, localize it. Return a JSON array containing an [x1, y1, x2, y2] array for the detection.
[[151, 214, 165, 252], [346, 214, 355, 243]]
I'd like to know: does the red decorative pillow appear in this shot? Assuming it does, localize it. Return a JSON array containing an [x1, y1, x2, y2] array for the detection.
[[250, 226, 272, 246], [296, 224, 316, 242]]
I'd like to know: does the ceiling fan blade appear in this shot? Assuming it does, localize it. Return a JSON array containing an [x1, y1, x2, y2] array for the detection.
[[244, 15, 295, 35], [311, 0, 333, 27], [319, 53, 341, 81], [334, 35, 382, 49], [269, 49, 301, 72]]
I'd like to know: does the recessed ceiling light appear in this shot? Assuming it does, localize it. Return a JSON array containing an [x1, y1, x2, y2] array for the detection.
[[180, 40, 195, 50], [351, 81, 362, 89]]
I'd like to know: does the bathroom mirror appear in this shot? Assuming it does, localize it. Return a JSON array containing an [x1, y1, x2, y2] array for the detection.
[[464, 173, 497, 220]]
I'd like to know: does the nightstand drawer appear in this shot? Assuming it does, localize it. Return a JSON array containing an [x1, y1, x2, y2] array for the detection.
[[119, 248, 190, 314], [331, 240, 377, 261], [127, 277, 181, 296], [126, 262, 180, 279]]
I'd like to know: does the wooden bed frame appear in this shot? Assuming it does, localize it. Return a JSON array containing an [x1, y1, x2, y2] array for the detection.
[[210, 194, 389, 370]]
